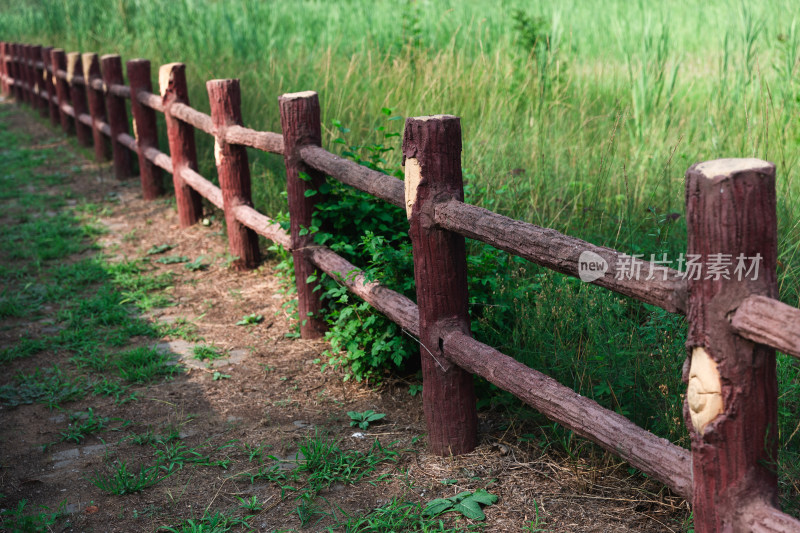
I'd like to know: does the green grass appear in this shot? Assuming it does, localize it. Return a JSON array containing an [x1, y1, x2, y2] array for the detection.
[[192, 344, 226, 361], [89, 461, 166, 495], [0, 107, 181, 413], [0, 499, 66, 532], [115, 346, 181, 383], [329, 498, 484, 532]]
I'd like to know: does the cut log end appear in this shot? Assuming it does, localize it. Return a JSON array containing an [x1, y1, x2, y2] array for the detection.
[[280, 90, 317, 101], [413, 114, 458, 122], [687, 347, 723, 433], [404, 157, 421, 219], [159, 62, 185, 97], [693, 158, 773, 180]]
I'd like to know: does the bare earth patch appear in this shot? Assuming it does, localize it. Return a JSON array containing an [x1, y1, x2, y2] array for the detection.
[[0, 100, 689, 532]]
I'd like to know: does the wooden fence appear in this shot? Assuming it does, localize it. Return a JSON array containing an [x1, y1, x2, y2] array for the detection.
[[2, 40, 800, 532]]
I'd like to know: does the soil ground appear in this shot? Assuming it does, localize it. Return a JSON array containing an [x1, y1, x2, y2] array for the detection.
[[0, 98, 690, 532]]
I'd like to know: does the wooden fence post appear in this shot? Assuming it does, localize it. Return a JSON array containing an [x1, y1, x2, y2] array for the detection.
[[42, 47, 58, 126], [21, 44, 32, 105], [12, 43, 23, 101], [101, 54, 133, 179], [25, 44, 37, 107], [32, 45, 47, 116], [208, 79, 260, 269], [160, 62, 202, 226], [403, 115, 478, 456], [51, 49, 73, 135], [25, 45, 36, 110], [684, 158, 779, 531], [66, 52, 92, 147], [127, 59, 163, 199], [0, 42, 6, 97], [19, 44, 29, 105], [83, 53, 110, 162], [279, 91, 326, 338]]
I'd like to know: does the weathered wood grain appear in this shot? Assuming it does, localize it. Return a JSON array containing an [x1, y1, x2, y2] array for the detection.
[[127, 59, 164, 199], [731, 295, 800, 359], [208, 79, 260, 269], [404, 115, 477, 456], [685, 158, 779, 532], [279, 91, 327, 338]]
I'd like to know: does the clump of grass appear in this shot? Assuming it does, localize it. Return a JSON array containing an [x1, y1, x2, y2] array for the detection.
[[52, 408, 113, 445], [192, 344, 226, 361], [0, 499, 66, 532], [331, 498, 483, 532], [89, 461, 165, 495], [0, 366, 87, 409], [115, 346, 182, 383], [159, 510, 253, 533]]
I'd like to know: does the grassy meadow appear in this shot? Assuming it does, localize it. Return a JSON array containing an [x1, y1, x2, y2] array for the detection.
[[3, 0, 800, 511]]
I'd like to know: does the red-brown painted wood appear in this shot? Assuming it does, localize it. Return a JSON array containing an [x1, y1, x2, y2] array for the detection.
[[403, 115, 478, 456], [160, 62, 202, 227], [279, 91, 326, 338], [23, 44, 34, 106], [83, 53, 110, 162], [684, 159, 779, 532], [12, 43, 24, 101], [207, 79, 260, 269], [26, 45, 37, 107], [18, 44, 29, 104], [100, 54, 133, 180], [440, 329, 692, 497], [51, 49, 73, 135], [731, 295, 800, 360], [127, 59, 163, 199], [0, 42, 7, 97], [41, 47, 58, 126], [31, 45, 47, 115], [66, 52, 92, 147], [434, 199, 687, 314]]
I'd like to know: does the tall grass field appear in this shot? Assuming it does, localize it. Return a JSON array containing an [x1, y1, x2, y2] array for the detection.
[[2, 0, 800, 512]]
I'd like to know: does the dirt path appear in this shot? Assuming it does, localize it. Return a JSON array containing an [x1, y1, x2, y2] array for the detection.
[[0, 99, 688, 532]]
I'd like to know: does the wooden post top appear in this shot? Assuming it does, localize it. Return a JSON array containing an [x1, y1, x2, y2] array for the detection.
[[279, 90, 316, 101], [692, 158, 773, 180]]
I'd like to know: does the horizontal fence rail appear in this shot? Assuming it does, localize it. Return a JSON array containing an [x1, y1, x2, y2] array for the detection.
[[2, 39, 799, 533]]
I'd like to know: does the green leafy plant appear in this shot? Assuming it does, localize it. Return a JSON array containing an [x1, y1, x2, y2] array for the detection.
[[347, 410, 386, 430], [236, 495, 263, 512], [423, 489, 498, 521], [53, 408, 112, 444], [155, 255, 189, 264], [192, 344, 226, 361], [146, 243, 173, 255], [89, 461, 165, 495], [115, 346, 182, 383], [184, 256, 209, 271], [236, 313, 263, 326], [0, 499, 66, 532]]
